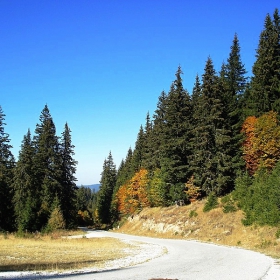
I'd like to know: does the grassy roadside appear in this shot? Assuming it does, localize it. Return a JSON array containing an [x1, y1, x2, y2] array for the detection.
[[2, 199, 280, 273], [0, 230, 139, 272], [115, 199, 280, 260]]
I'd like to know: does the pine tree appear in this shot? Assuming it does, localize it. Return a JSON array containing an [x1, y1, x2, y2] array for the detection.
[[118, 147, 134, 185], [33, 105, 62, 229], [151, 91, 167, 170], [0, 106, 15, 231], [218, 34, 248, 181], [59, 123, 78, 228], [141, 112, 154, 171], [271, 8, 280, 112], [160, 67, 192, 193], [189, 74, 201, 167], [131, 125, 145, 172], [191, 57, 232, 195], [13, 129, 37, 231], [224, 34, 248, 125], [250, 9, 280, 115], [115, 159, 126, 190], [96, 152, 117, 224], [225, 34, 248, 103], [192, 75, 202, 108]]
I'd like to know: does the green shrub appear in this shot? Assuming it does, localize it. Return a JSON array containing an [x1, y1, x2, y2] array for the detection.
[[189, 210, 198, 218], [276, 228, 280, 239], [203, 192, 218, 212], [234, 164, 280, 227], [169, 183, 186, 202], [232, 172, 253, 209], [257, 239, 272, 249], [221, 195, 237, 213]]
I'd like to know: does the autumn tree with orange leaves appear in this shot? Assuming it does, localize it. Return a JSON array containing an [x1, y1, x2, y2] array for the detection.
[[116, 169, 150, 216], [254, 111, 280, 170], [241, 116, 258, 175], [242, 111, 280, 175]]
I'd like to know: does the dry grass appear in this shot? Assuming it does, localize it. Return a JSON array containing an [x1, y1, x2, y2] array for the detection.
[[0, 231, 138, 272], [3, 201, 280, 273], [117, 200, 280, 260]]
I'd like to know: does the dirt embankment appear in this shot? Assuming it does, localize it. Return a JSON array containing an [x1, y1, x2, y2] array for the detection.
[[116, 199, 280, 259]]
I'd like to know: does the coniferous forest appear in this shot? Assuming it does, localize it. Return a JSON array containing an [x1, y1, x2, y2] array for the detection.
[[1, 8, 280, 232]]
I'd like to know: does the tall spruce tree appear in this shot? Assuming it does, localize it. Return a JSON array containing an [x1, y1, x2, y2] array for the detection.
[[224, 34, 247, 123], [59, 123, 78, 228], [119, 147, 134, 184], [220, 34, 248, 178], [115, 159, 126, 190], [13, 129, 37, 232], [0, 107, 15, 231], [190, 74, 202, 162], [141, 112, 154, 171], [96, 151, 116, 224], [111, 159, 126, 222], [159, 66, 192, 200], [192, 75, 202, 108], [131, 125, 145, 172], [250, 9, 280, 115], [216, 65, 242, 193], [33, 105, 62, 229], [191, 57, 232, 195], [151, 91, 167, 170]]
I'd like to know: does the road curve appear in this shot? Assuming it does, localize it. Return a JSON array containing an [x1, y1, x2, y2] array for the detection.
[[1, 230, 279, 280]]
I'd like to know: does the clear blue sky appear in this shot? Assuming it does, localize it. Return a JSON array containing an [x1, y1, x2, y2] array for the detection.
[[0, 1, 278, 185]]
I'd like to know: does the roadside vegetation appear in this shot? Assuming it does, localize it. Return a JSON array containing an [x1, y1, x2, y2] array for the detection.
[[0, 230, 140, 272], [116, 199, 280, 260]]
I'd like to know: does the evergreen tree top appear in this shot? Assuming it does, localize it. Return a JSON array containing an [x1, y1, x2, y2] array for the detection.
[[250, 8, 280, 115], [144, 112, 152, 133], [192, 74, 201, 100], [0, 106, 10, 141], [174, 65, 184, 91], [35, 105, 56, 138], [202, 57, 218, 97], [0, 106, 14, 162]]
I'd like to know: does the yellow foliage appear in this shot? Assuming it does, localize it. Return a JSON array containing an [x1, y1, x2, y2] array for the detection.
[[116, 169, 150, 215], [47, 207, 65, 230], [242, 111, 280, 174], [185, 175, 201, 201]]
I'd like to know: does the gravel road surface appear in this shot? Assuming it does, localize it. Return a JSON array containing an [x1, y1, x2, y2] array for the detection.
[[1, 230, 280, 280]]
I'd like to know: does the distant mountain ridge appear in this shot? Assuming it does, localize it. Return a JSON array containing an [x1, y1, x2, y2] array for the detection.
[[78, 184, 100, 192]]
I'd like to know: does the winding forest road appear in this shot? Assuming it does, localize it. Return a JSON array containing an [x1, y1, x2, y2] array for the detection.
[[2, 230, 280, 280]]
